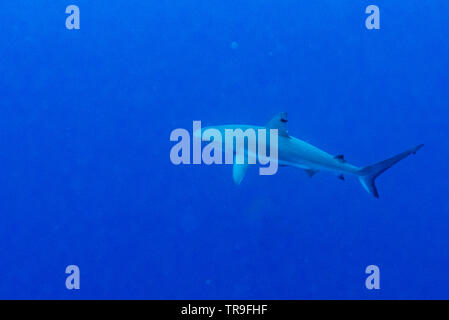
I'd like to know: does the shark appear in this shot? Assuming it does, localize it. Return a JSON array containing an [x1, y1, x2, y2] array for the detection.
[[194, 112, 423, 198]]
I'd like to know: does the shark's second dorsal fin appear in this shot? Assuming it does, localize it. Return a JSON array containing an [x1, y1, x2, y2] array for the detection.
[[334, 154, 346, 162], [266, 112, 289, 137]]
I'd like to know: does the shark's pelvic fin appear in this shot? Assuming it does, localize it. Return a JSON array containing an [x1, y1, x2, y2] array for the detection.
[[304, 169, 318, 177], [358, 144, 424, 198], [233, 162, 249, 185], [266, 112, 289, 137]]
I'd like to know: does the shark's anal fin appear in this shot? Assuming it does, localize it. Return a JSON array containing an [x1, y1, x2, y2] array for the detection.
[[266, 112, 289, 137], [334, 154, 346, 162], [304, 169, 318, 177]]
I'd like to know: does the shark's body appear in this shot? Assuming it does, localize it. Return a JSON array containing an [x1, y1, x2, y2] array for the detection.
[[197, 112, 423, 198]]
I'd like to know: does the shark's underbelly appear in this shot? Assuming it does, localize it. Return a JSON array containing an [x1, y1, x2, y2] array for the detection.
[[277, 140, 360, 175], [206, 126, 361, 174], [279, 157, 359, 175]]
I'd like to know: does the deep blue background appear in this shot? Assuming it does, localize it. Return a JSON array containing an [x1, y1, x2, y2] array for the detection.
[[1, 1, 448, 299]]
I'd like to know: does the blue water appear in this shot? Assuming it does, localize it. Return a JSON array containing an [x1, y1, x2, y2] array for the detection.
[[1, 1, 448, 299]]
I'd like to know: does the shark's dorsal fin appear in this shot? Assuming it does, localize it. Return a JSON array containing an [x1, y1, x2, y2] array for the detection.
[[266, 112, 289, 137]]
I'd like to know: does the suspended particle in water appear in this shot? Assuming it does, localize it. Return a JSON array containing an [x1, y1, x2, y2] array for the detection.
[[230, 41, 239, 50]]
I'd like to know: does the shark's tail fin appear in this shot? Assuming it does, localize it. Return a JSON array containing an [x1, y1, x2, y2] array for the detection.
[[358, 144, 423, 198]]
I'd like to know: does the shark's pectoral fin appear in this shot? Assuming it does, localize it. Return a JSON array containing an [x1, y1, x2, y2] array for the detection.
[[233, 162, 249, 185], [266, 112, 289, 137], [304, 169, 318, 177]]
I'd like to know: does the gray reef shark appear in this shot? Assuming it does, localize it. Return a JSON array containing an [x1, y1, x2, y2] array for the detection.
[[195, 112, 423, 198]]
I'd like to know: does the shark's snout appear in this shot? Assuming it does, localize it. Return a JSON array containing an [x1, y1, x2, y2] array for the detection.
[[193, 128, 202, 139]]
